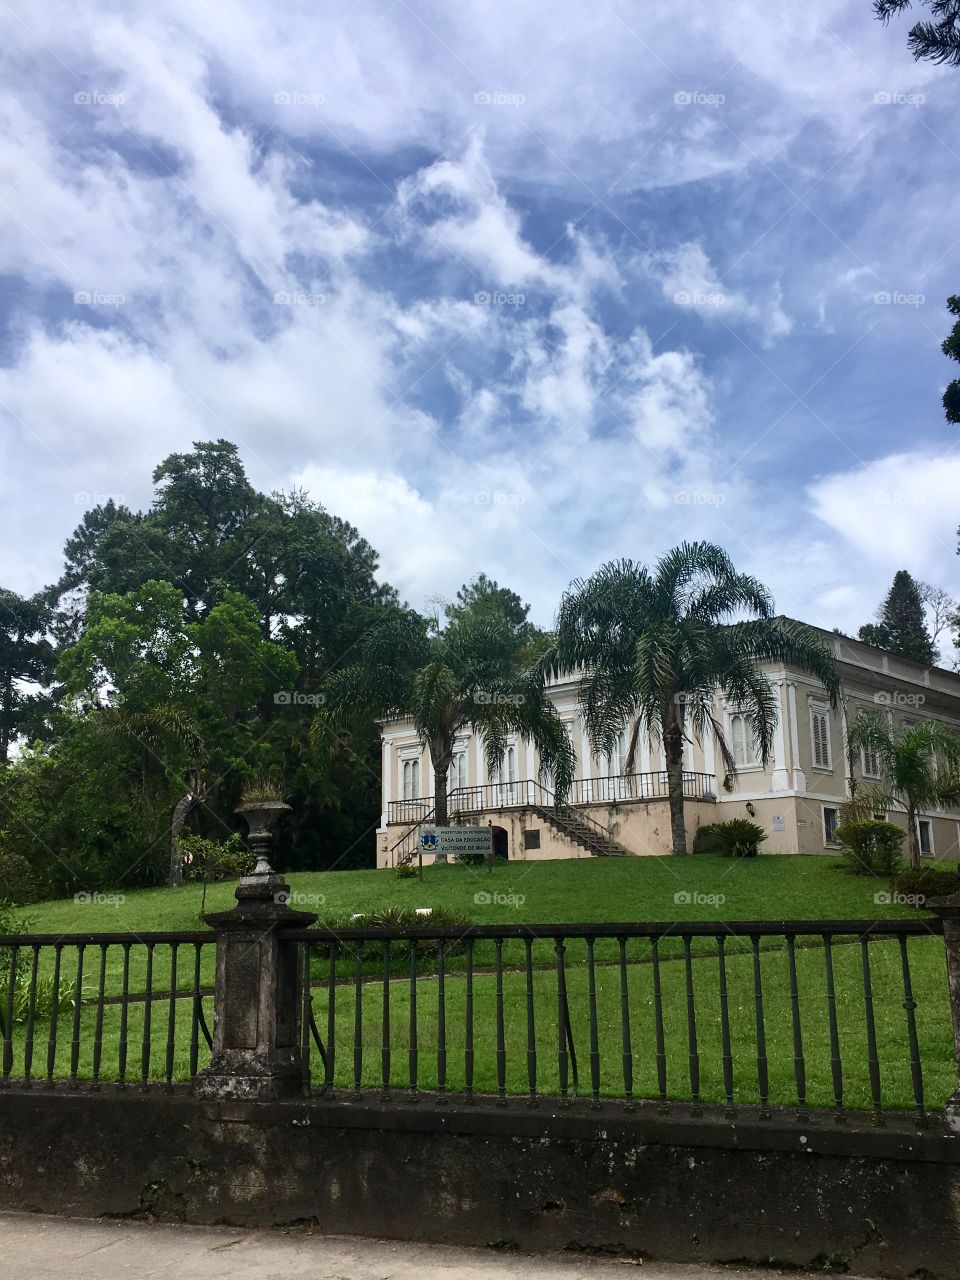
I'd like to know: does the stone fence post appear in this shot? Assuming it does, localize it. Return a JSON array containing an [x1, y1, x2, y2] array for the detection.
[[926, 895, 960, 1131], [194, 800, 316, 1102]]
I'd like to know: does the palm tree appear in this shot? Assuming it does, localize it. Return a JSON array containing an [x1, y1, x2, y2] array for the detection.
[[319, 608, 575, 826], [553, 543, 842, 853], [845, 711, 960, 868]]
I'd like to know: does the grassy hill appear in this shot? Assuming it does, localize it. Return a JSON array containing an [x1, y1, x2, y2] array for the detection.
[[18, 853, 932, 934]]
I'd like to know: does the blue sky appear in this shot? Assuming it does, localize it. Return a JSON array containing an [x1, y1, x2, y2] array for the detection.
[[1, 0, 958, 646]]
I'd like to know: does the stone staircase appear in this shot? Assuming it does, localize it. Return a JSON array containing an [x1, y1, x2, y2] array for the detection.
[[530, 803, 632, 857]]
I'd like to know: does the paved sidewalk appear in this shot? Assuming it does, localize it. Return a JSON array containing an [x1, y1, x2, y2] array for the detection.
[[0, 1212, 877, 1280]]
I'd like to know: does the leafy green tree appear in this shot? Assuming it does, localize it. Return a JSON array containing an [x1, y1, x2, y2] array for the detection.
[[58, 580, 298, 884], [875, 0, 960, 66], [553, 543, 842, 853], [0, 590, 53, 764], [944, 295, 960, 423], [321, 607, 574, 826], [52, 443, 399, 874], [858, 570, 936, 666], [846, 711, 960, 866], [446, 574, 539, 641]]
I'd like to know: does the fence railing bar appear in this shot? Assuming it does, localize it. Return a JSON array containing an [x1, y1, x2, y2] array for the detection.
[[717, 937, 734, 1110], [860, 937, 882, 1120], [823, 935, 844, 1116], [118, 943, 130, 1084], [353, 950, 363, 1096], [165, 944, 179, 1087], [786, 934, 806, 1113], [618, 937, 633, 1107], [23, 946, 39, 1083], [899, 935, 925, 1121], [324, 944, 337, 1091], [2, 944, 17, 1079], [437, 941, 447, 1101], [381, 941, 391, 1097], [525, 937, 537, 1105], [408, 940, 418, 1100], [45, 945, 62, 1082], [750, 937, 768, 1113], [465, 939, 474, 1101], [651, 937, 667, 1105], [141, 943, 154, 1085], [684, 935, 701, 1107], [587, 937, 601, 1108], [69, 944, 85, 1083], [92, 944, 108, 1083]]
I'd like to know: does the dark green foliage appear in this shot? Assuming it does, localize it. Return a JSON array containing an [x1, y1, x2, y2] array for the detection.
[[892, 864, 959, 903], [944, 295, 960, 422], [0, 589, 54, 764], [858, 570, 936, 666], [836, 818, 905, 876], [875, 0, 960, 66], [0, 850, 40, 905], [692, 824, 725, 854], [179, 834, 253, 884], [694, 819, 766, 858]]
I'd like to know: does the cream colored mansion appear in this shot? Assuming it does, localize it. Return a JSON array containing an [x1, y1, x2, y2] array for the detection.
[[376, 626, 960, 867]]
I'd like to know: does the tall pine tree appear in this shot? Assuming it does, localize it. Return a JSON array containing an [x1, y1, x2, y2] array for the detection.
[[858, 570, 936, 665]]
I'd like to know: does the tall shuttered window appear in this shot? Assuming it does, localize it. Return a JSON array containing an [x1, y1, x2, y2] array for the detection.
[[810, 704, 831, 770]]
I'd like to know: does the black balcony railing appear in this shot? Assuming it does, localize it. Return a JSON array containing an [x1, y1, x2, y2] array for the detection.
[[387, 771, 718, 824]]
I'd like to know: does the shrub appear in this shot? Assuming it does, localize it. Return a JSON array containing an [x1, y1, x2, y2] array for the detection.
[[891, 865, 959, 907], [315, 904, 473, 961], [180, 833, 254, 883], [395, 861, 418, 879], [695, 819, 766, 858], [0, 850, 40, 905], [692, 824, 724, 854], [835, 819, 905, 876], [12, 975, 77, 1023]]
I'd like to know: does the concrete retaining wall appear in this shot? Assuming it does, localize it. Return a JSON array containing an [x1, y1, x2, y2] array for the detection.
[[2, 1087, 960, 1276]]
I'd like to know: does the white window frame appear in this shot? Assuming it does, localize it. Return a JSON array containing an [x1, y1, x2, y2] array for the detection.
[[822, 804, 840, 847], [810, 701, 832, 771], [399, 745, 422, 802], [918, 817, 935, 858], [728, 710, 761, 772]]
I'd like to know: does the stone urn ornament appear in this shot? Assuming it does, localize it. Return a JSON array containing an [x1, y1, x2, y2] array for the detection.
[[236, 797, 291, 880]]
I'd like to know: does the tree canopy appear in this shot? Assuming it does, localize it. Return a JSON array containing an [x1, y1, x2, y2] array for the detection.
[[858, 570, 937, 666]]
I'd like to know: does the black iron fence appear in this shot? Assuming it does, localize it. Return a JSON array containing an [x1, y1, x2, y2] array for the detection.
[[0, 932, 215, 1086], [287, 918, 946, 1116], [0, 918, 952, 1119]]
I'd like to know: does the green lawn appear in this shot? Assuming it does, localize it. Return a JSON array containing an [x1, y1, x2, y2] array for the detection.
[[2, 856, 954, 1112], [15, 853, 934, 934]]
